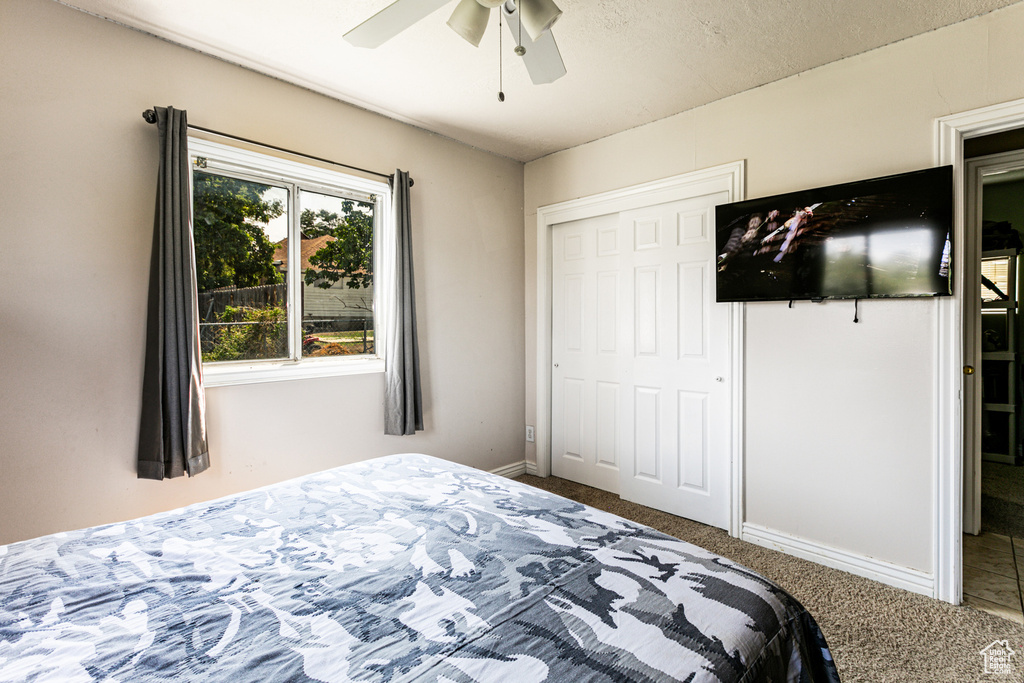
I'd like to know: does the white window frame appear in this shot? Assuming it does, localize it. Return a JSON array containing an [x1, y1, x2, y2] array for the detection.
[[189, 137, 391, 387]]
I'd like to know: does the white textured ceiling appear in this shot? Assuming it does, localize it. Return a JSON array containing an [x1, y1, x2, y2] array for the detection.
[[60, 0, 1021, 162]]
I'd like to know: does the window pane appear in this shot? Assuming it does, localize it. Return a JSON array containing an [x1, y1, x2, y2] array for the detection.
[[193, 171, 289, 362], [298, 189, 375, 357], [981, 255, 1011, 303]]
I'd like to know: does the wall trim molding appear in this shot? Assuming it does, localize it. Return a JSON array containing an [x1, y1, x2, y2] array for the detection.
[[525, 461, 540, 476], [742, 523, 934, 597], [490, 460, 529, 478]]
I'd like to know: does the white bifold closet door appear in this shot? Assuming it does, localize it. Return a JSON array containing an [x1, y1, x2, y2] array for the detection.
[[550, 194, 731, 529]]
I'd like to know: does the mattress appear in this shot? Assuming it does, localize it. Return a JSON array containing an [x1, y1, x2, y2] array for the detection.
[[0, 453, 839, 682]]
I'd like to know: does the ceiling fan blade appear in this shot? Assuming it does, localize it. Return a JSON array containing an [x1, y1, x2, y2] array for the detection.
[[344, 0, 452, 48], [520, 29, 566, 84], [502, 3, 566, 84]]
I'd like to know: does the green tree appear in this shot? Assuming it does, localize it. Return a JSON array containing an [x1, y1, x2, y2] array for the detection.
[[301, 199, 374, 290], [193, 172, 285, 290]]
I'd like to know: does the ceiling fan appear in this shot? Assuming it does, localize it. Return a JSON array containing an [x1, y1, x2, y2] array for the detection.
[[344, 0, 567, 85]]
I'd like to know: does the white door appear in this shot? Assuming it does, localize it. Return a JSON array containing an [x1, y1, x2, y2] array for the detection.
[[550, 193, 732, 529], [550, 212, 626, 493]]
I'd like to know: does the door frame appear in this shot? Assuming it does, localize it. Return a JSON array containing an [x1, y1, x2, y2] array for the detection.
[[936, 98, 1024, 604], [963, 149, 1024, 536], [534, 161, 746, 538]]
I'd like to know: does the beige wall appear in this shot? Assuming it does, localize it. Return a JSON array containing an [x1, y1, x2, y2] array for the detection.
[[0, 0, 525, 545], [524, 4, 1024, 573]]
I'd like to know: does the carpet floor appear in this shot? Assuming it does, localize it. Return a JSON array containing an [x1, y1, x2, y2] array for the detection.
[[515, 473, 1024, 682]]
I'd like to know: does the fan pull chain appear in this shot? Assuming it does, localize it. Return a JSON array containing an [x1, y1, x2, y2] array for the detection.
[[498, 9, 504, 102], [515, 4, 525, 56]]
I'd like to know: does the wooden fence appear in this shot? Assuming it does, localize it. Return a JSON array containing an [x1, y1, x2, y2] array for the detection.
[[198, 283, 286, 322]]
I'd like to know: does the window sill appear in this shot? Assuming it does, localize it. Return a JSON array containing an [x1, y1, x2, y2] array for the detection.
[[203, 356, 385, 387]]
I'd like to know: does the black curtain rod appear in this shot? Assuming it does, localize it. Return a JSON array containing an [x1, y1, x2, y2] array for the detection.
[[142, 109, 411, 186]]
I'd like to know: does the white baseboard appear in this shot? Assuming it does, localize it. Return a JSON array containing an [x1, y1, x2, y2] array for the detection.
[[741, 523, 934, 597], [525, 461, 540, 476], [490, 460, 528, 479]]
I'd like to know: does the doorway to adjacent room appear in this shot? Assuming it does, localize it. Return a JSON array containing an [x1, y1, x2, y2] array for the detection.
[[961, 133, 1024, 621]]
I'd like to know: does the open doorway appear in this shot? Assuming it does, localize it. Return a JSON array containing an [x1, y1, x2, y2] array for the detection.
[[962, 131, 1024, 622]]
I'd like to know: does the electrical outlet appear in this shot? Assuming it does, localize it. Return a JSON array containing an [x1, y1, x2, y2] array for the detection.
[[525, 425, 535, 443]]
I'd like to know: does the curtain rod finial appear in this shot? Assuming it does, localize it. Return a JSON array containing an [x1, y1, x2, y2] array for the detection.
[[143, 109, 157, 124]]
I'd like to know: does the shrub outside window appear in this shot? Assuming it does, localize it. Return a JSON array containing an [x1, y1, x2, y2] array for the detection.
[[189, 138, 390, 386]]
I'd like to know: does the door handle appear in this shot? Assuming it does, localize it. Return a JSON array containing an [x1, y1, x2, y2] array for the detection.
[[964, 365, 975, 375]]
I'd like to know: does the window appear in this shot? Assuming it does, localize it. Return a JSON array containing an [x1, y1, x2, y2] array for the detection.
[[981, 253, 1013, 303], [189, 138, 390, 385]]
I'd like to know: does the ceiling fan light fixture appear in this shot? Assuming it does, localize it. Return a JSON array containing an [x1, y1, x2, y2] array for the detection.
[[447, 0, 490, 46], [517, 0, 561, 41]]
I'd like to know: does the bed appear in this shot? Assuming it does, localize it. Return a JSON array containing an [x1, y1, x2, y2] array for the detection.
[[0, 453, 839, 682]]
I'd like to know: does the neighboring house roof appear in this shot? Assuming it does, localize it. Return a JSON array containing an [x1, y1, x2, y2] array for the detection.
[[273, 235, 368, 278], [273, 235, 334, 272]]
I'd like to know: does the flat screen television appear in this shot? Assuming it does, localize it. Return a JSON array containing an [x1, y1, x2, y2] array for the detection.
[[715, 166, 953, 302]]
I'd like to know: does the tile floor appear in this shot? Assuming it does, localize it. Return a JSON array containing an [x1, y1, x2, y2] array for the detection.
[[964, 531, 1024, 623]]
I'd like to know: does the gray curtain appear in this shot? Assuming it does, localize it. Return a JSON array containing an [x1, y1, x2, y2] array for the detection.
[[385, 170, 423, 435], [137, 106, 211, 479]]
